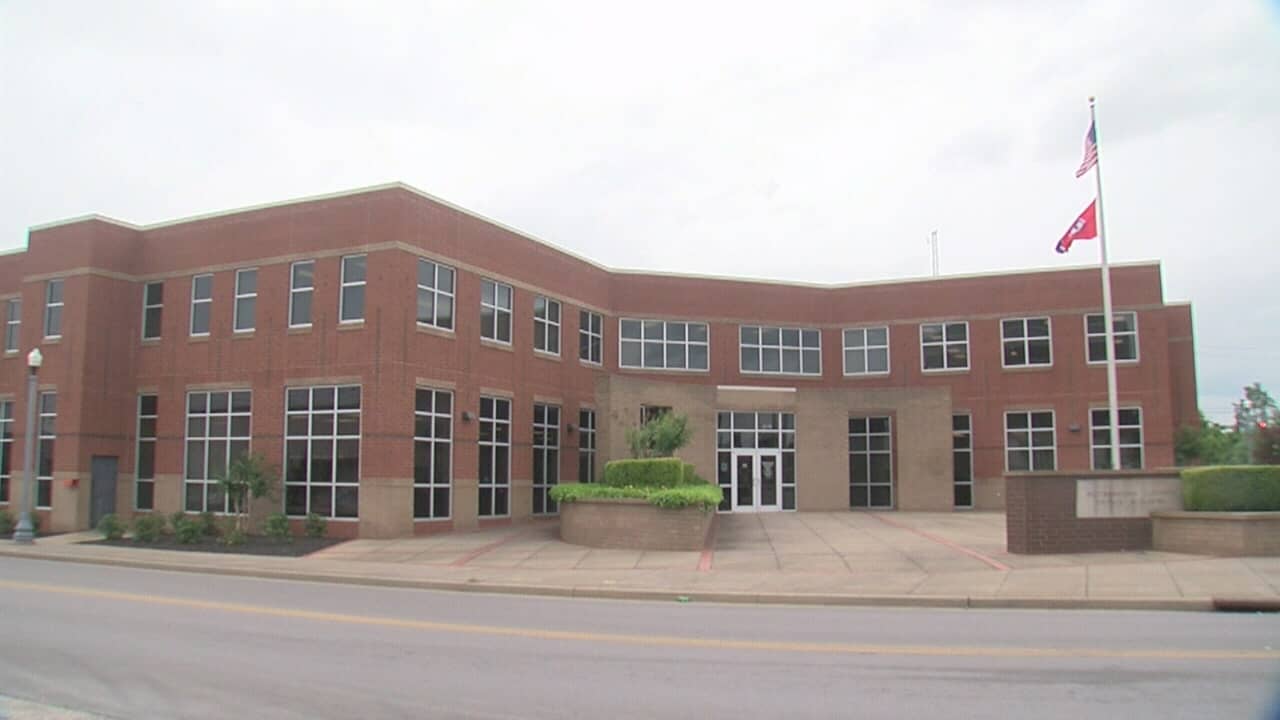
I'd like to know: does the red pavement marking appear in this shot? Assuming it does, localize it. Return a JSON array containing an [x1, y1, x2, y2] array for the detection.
[[697, 519, 719, 572], [867, 513, 1011, 571], [449, 528, 539, 568]]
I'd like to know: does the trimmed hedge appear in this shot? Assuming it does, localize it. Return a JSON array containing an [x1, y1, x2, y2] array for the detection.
[[603, 458, 685, 489], [551, 482, 722, 511], [1182, 465, 1280, 511]]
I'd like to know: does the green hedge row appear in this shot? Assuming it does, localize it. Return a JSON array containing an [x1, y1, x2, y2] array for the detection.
[[550, 482, 722, 511], [602, 458, 698, 489], [1182, 465, 1280, 511]]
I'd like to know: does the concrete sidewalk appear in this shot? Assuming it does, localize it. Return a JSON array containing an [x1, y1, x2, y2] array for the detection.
[[3, 512, 1279, 610]]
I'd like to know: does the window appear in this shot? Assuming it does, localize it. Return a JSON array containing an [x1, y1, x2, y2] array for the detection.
[[480, 279, 513, 343], [5, 299, 20, 351], [848, 416, 892, 508], [44, 279, 64, 339], [234, 269, 256, 332], [953, 414, 973, 508], [578, 409, 596, 483], [1005, 410, 1056, 471], [1002, 317, 1052, 367], [1085, 312, 1138, 363], [1091, 407, 1144, 470], [184, 390, 251, 513], [285, 385, 361, 518], [190, 274, 212, 336], [416, 259, 455, 330], [640, 405, 671, 425], [36, 392, 55, 509], [619, 319, 709, 370], [533, 404, 560, 514], [414, 388, 452, 520], [579, 311, 603, 364], [478, 396, 511, 516], [843, 326, 889, 376], [141, 282, 163, 340], [740, 326, 821, 375], [0, 401, 11, 503], [339, 255, 366, 323], [289, 260, 315, 327], [534, 296, 561, 355], [921, 321, 968, 371], [136, 395, 157, 510], [715, 412, 797, 512]]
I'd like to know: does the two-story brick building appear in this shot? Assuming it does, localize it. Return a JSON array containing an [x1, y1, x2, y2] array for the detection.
[[0, 183, 1198, 537]]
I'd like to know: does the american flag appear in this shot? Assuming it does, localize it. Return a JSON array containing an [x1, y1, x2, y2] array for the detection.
[[1075, 121, 1098, 178]]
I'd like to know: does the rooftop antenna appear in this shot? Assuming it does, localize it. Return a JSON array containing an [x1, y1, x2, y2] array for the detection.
[[928, 229, 940, 277]]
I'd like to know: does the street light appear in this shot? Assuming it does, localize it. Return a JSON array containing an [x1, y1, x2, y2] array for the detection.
[[12, 347, 42, 544]]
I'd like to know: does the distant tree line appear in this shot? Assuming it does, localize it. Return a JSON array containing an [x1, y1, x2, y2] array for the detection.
[[1177, 383, 1280, 465]]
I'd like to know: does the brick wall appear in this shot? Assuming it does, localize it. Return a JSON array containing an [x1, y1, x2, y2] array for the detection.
[[559, 499, 715, 551], [1006, 473, 1154, 554]]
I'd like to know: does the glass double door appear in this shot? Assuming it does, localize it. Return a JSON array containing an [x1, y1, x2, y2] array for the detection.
[[732, 451, 782, 512]]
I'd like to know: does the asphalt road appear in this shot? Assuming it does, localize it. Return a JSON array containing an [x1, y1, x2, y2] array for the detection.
[[0, 557, 1277, 720]]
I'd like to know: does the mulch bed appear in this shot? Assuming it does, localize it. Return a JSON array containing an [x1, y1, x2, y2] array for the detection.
[[85, 535, 345, 557]]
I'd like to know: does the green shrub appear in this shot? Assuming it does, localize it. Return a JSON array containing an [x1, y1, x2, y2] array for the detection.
[[1182, 466, 1280, 511], [221, 524, 247, 546], [0, 510, 13, 535], [603, 458, 685, 489], [174, 518, 203, 544], [681, 463, 697, 486], [198, 511, 219, 537], [96, 513, 126, 540], [169, 511, 186, 533], [265, 512, 291, 542], [550, 482, 722, 511], [551, 484, 650, 504], [626, 412, 692, 458], [648, 484, 722, 511], [304, 512, 327, 538], [132, 514, 164, 543]]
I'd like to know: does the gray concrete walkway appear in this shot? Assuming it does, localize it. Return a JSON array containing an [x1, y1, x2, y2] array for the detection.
[[3, 512, 1279, 610]]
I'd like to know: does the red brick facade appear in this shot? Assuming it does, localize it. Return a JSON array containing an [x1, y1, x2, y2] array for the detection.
[[0, 183, 1198, 536]]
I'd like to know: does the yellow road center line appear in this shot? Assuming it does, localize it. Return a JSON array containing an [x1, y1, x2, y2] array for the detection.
[[2, 579, 1274, 661]]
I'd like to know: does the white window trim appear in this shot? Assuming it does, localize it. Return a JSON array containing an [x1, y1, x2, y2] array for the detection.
[[616, 318, 711, 372], [289, 260, 315, 329], [478, 395, 512, 517], [578, 408, 597, 483], [1089, 405, 1145, 470], [5, 298, 21, 352], [1003, 409, 1057, 473], [233, 268, 257, 333], [338, 254, 366, 324], [1000, 316, 1054, 369], [532, 403, 560, 515], [533, 296, 561, 357], [43, 279, 63, 340], [135, 394, 157, 511], [141, 282, 162, 340], [952, 413, 973, 509], [0, 400, 12, 503], [416, 259, 456, 332], [183, 390, 253, 514], [919, 320, 970, 373], [842, 325, 891, 377], [480, 279, 514, 345], [282, 384, 362, 520], [35, 392, 55, 509], [413, 387, 454, 521], [847, 415, 894, 509], [189, 273, 212, 337], [1084, 311, 1140, 365], [579, 310, 603, 366], [738, 325, 823, 377]]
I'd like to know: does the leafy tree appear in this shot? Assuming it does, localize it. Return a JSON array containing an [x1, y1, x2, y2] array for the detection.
[[626, 412, 692, 458], [1234, 383, 1280, 464], [1175, 414, 1246, 466], [215, 452, 278, 533]]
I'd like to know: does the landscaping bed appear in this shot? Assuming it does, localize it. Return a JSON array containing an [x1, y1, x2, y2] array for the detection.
[[85, 535, 344, 557]]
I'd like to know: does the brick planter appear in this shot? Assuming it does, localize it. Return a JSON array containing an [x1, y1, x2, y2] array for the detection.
[[559, 498, 717, 551], [1152, 511, 1280, 556]]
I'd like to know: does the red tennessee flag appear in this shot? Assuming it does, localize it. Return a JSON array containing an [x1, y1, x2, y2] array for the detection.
[[1055, 200, 1097, 253]]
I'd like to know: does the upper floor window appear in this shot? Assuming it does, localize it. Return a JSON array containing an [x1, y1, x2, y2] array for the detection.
[[921, 321, 968, 371], [289, 260, 314, 328], [141, 282, 163, 340], [339, 255, 366, 323], [619, 319, 709, 371], [480, 279, 512, 343], [5, 299, 20, 351], [44, 279, 64, 339], [843, 326, 889, 376], [234, 269, 257, 332], [416, 259, 455, 330], [533, 296, 561, 355], [1001, 317, 1052, 367], [190, 274, 212, 336], [1085, 312, 1138, 363], [1005, 410, 1056, 472], [1091, 407, 1144, 470], [740, 326, 821, 375], [579, 310, 602, 365]]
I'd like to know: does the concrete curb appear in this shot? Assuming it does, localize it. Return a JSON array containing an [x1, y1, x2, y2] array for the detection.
[[0, 547, 1220, 612]]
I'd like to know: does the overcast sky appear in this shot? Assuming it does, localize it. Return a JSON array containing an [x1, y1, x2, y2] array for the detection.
[[1, 1, 1276, 423]]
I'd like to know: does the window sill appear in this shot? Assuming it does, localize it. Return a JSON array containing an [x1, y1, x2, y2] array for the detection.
[[480, 338, 514, 353], [188, 335, 210, 344], [3, 350, 18, 357], [42, 336, 61, 345], [337, 321, 365, 332], [140, 338, 161, 346], [579, 359, 604, 370], [287, 326, 313, 335], [533, 349, 562, 362], [843, 371, 891, 378], [232, 331, 256, 340], [416, 323, 456, 340], [616, 366, 710, 375], [1086, 359, 1140, 367], [1000, 364, 1054, 372], [921, 367, 970, 375], [739, 371, 825, 380]]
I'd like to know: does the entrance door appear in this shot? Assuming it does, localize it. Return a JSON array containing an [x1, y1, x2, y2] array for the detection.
[[732, 452, 782, 512], [90, 456, 118, 528]]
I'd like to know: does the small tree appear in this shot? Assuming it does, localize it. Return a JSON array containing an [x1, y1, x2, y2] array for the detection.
[[1175, 414, 1247, 466], [626, 412, 692, 458], [216, 452, 278, 533]]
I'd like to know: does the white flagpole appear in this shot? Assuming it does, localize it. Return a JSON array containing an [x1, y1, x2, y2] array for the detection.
[[1090, 96, 1122, 470]]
